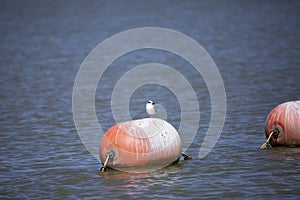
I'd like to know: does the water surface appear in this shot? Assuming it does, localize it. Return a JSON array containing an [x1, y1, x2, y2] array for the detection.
[[1, 0, 299, 199]]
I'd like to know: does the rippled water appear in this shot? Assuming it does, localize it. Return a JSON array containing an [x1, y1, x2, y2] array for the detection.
[[1, 0, 300, 199]]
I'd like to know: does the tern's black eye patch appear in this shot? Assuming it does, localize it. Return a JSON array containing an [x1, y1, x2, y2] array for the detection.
[[147, 100, 155, 105]]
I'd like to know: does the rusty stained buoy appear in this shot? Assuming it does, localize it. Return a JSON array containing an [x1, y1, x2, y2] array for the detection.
[[265, 101, 300, 147], [99, 118, 182, 172]]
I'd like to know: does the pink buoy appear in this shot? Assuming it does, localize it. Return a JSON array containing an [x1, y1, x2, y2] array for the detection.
[[99, 118, 182, 172], [264, 101, 300, 147]]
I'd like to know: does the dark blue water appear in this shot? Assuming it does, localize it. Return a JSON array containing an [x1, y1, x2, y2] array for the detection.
[[1, 0, 300, 199]]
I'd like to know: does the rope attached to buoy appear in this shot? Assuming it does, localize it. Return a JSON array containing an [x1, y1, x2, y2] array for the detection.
[[260, 131, 274, 150], [98, 155, 110, 174], [181, 152, 192, 160]]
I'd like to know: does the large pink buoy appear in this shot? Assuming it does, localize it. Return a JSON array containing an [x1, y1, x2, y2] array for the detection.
[[264, 101, 300, 147], [99, 118, 182, 173]]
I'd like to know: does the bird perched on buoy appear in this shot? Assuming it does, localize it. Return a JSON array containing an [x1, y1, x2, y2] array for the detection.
[[146, 100, 156, 117]]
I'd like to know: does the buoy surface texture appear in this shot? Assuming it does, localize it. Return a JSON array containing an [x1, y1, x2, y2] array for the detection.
[[265, 101, 300, 147], [99, 118, 182, 172]]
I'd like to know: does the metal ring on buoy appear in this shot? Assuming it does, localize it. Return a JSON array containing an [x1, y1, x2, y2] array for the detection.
[[105, 148, 118, 161], [271, 125, 282, 139]]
